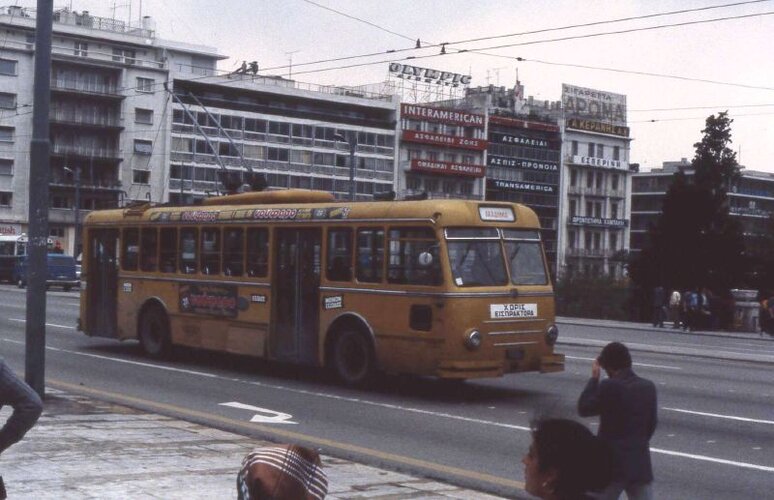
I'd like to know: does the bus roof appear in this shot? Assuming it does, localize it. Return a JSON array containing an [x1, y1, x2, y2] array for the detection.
[[83, 190, 542, 229]]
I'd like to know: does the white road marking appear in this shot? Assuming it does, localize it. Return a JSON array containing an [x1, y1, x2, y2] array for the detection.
[[565, 355, 681, 370], [651, 447, 774, 472], [5, 337, 772, 473], [662, 407, 774, 425], [219, 402, 296, 424], [8, 317, 75, 330]]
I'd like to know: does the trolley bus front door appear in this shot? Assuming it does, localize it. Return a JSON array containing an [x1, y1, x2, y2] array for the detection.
[[273, 228, 321, 364], [87, 229, 119, 337]]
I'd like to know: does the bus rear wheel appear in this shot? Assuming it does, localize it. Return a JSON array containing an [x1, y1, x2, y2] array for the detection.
[[139, 306, 171, 358], [331, 330, 374, 386]]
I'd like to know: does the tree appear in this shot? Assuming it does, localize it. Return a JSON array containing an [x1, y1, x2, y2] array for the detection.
[[629, 112, 746, 294]]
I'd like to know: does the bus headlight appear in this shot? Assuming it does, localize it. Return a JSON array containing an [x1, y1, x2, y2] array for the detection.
[[465, 330, 482, 350], [545, 324, 559, 346]]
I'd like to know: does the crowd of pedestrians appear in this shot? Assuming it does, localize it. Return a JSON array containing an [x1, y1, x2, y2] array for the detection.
[[651, 285, 734, 332]]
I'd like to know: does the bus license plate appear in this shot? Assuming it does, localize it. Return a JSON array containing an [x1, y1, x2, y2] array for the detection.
[[490, 303, 538, 319]]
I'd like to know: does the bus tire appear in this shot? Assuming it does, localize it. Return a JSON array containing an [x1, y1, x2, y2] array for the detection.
[[138, 305, 171, 358], [331, 329, 374, 386]]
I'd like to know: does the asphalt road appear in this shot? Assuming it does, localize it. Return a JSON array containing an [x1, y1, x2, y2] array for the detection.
[[1, 286, 772, 499]]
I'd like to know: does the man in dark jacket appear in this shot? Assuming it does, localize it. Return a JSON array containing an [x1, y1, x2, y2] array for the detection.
[[578, 342, 657, 500]]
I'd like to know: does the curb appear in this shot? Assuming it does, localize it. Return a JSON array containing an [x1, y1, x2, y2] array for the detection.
[[556, 317, 773, 342]]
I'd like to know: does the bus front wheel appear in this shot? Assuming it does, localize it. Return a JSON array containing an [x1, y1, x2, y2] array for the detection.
[[139, 306, 171, 358], [331, 330, 374, 386]]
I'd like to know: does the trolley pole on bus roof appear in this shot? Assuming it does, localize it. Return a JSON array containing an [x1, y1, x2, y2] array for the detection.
[[25, 0, 53, 397]]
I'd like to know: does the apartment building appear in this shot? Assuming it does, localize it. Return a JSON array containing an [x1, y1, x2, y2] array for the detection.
[[0, 6, 224, 254]]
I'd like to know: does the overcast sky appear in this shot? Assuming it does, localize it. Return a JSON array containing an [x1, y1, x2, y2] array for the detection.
[[23, 0, 774, 173]]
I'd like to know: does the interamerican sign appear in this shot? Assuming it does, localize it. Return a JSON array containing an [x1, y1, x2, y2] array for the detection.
[[401, 103, 485, 127], [488, 155, 559, 173], [570, 215, 628, 228], [411, 158, 485, 177], [402, 130, 488, 151], [566, 118, 630, 138]]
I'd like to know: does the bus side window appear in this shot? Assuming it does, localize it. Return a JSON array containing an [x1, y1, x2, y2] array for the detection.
[[121, 228, 139, 271], [246, 228, 268, 277], [140, 228, 158, 272], [179, 228, 198, 274], [356, 228, 384, 283], [223, 228, 244, 277], [201, 227, 220, 275], [326, 228, 352, 282], [159, 228, 177, 273], [387, 227, 441, 286]]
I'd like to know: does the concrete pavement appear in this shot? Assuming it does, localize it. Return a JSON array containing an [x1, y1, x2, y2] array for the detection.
[[0, 390, 509, 499]]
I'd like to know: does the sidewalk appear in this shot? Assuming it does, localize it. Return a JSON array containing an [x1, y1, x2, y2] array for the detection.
[[0, 390, 509, 499]]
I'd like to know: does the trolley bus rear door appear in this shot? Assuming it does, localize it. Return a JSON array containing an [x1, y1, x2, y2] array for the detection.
[[272, 228, 321, 364], [87, 229, 119, 337]]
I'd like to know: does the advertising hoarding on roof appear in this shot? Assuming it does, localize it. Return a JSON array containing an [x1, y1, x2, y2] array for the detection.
[[562, 84, 627, 127]]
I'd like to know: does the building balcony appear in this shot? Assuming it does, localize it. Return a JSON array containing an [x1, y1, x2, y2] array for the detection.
[[50, 179, 123, 191], [565, 248, 614, 259], [50, 79, 125, 99], [49, 111, 123, 130], [51, 144, 122, 162]]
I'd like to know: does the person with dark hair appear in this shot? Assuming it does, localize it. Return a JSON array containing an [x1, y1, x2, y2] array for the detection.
[[578, 342, 658, 500], [522, 417, 613, 499]]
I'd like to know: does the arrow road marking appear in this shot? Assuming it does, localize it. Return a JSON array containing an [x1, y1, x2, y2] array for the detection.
[[219, 401, 297, 424]]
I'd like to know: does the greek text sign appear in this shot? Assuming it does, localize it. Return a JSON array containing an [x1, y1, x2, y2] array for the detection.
[[490, 303, 538, 319], [566, 118, 629, 137], [491, 132, 551, 148], [572, 156, 626, 170], [411, 159, 485, 178], [402, 130, 487, 150], [488, 155, 559, 173], [570, 216, 628, 228]]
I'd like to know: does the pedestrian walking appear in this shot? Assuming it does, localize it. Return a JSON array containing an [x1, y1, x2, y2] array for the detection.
[[521, 417, 613, 499], [578, 342, 658, 500], [651, 286, 665, 328], [0, 358, 43, 498], [668, 289, 681, 329]]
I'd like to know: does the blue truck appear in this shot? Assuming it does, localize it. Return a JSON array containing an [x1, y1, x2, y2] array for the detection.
[[14, 253, 79, 291]]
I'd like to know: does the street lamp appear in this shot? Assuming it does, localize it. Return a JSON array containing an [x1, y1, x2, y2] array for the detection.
[[63, 165, 80, 257], [334, 132, 357, 201]]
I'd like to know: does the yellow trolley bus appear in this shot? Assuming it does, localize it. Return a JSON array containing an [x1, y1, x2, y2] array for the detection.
[[79, 189, 564, 384]]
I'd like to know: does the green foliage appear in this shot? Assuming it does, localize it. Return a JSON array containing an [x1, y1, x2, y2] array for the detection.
[[629, 111, 747, 292], [556, 273, 630, 320]]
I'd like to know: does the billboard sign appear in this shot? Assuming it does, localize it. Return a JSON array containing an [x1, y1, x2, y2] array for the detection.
[[562, 84, 627, 126]]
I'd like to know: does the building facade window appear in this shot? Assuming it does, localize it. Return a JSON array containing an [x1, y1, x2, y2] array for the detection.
[[613, 146, 620, 161], [611, 174, 619, 190], [0, 127, 14, 142], [570, 169, 578, 186], [0, 92, 16, 109], [136, 77, 154, 93], [112, 48, 136, 64], [0, 59, 17, 76], [132, 170, 150, 184], [597, 144, 604, 158], [0, 191, 11, 207], [133, 139, 153, 154], [587, 142, 594, 157], [572, 140, 578, 155], [0, 159, 12, 175], [74, 41, 88, 57], [135, 108, 153, 124]]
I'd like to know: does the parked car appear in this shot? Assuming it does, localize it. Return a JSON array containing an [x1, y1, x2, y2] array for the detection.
[[14, 253, 79, 291]]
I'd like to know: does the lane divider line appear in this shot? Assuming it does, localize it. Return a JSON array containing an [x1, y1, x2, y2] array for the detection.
[[651, 447, 774, 472], [47, 378, 526, 490], [564, 355, 682, 370], [8, 318, 75, 330], [662, 407, 774, 426]]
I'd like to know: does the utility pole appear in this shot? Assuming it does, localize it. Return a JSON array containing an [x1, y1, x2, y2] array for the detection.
[[285, 50, 300, 79], [26, 0, 53, 397]]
